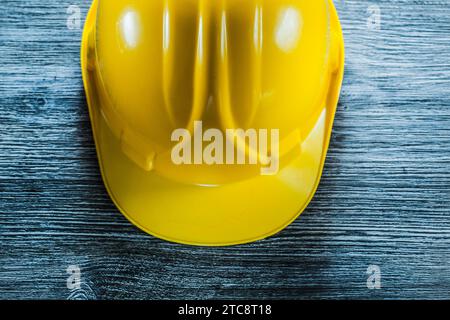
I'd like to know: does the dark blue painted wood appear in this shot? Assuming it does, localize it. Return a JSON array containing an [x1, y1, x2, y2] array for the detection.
[[1, 0, 450, 299]]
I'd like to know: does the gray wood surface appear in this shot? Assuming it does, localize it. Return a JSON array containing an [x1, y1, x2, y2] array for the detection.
[[1, 0, 450, 300]]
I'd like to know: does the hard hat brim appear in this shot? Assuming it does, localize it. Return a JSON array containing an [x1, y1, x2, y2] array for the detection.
[[81, 0, 345, 246]]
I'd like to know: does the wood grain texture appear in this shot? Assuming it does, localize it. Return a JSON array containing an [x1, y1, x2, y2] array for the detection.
[[1, 0, 450, 300]]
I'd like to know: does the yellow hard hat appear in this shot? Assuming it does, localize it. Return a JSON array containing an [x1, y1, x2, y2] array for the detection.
[[81, 0, 345, 246]]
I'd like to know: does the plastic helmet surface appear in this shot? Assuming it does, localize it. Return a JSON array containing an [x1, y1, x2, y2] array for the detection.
[[81, 0, 345, 246]]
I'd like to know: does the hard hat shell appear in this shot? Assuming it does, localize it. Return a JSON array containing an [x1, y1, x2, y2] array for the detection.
[[81, 0, 345, 246]]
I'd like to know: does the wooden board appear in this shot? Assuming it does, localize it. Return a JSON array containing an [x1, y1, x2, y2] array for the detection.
[[1, 0, 449, 299]]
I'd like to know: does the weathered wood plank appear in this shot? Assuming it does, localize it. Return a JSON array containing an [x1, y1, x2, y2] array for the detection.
[[1, 0, 450, 299]]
